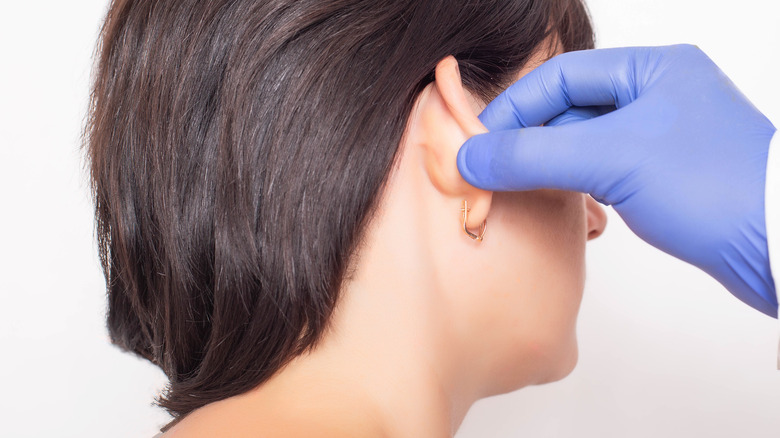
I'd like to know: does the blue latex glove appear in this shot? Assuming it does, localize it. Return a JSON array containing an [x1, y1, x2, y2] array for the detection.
[[457, 45, 779, 317]]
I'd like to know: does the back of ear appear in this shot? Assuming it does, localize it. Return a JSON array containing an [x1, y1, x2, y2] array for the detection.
[[414, 56, 493, 231]]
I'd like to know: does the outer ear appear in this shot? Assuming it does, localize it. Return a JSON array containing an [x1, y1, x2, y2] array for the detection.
[[414, 56, 493, 230]]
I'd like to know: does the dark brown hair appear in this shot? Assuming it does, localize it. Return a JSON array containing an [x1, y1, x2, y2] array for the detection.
[[84, 0, 593, 425]]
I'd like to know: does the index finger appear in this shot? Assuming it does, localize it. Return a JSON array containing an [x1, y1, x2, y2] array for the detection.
[[479, 46, 655, 131]]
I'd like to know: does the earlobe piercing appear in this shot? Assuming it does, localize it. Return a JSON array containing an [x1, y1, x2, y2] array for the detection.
[[461, 200, 487, 242]]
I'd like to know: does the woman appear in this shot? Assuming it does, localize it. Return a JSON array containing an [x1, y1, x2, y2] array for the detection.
[[84, 0, 606, 436]]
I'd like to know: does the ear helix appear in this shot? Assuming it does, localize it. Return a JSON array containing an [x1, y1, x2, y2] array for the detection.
[[461, 200, 486, 242]]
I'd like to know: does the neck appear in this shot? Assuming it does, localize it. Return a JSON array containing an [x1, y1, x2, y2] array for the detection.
[[257, 146, 483, 437]]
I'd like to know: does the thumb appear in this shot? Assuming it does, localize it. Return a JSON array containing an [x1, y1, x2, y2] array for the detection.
[[457, 116, 624, 201]]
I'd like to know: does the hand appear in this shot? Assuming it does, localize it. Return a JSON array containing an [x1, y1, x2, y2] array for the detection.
[[457, 45, 778, 317]]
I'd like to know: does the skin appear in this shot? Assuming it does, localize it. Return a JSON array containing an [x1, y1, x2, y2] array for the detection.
[[165, 49, 607, 438]]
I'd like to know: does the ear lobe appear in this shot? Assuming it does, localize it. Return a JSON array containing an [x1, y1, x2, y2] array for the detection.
[[415, 56, 493, 230]]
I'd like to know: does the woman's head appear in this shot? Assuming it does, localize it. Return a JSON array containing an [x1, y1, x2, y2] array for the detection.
[[85, 0, 597, 421]]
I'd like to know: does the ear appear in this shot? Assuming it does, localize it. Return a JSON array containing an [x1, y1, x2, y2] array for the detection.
[[413, 56, 493, 230]]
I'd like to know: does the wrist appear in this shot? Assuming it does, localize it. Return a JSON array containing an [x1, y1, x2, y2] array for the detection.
[[763, 130, 780, 317], [717, 130, 778, 317]]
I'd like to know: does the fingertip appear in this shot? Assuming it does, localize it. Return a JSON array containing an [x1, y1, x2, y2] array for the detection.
[[477, 95, 504, 130], [458, 135, 500, 190], [457, 139, 481, 187]]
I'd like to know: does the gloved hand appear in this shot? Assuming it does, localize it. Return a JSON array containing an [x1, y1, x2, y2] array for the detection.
[[457, 45, 779, 317]]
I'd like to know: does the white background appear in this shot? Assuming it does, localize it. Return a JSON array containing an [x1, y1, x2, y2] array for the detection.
[[1, 1, 778, 437]]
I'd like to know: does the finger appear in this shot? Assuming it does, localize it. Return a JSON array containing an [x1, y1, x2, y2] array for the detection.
[[458, 113, 625, 200], [478, 47, 651, 131], [544, 105, 613, 127]]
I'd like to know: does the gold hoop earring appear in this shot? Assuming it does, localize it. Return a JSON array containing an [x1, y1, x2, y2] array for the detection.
[[461, 200, 486, 242]]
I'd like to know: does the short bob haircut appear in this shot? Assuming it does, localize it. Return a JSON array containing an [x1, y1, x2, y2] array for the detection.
[[85, 0, 594, 425]]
